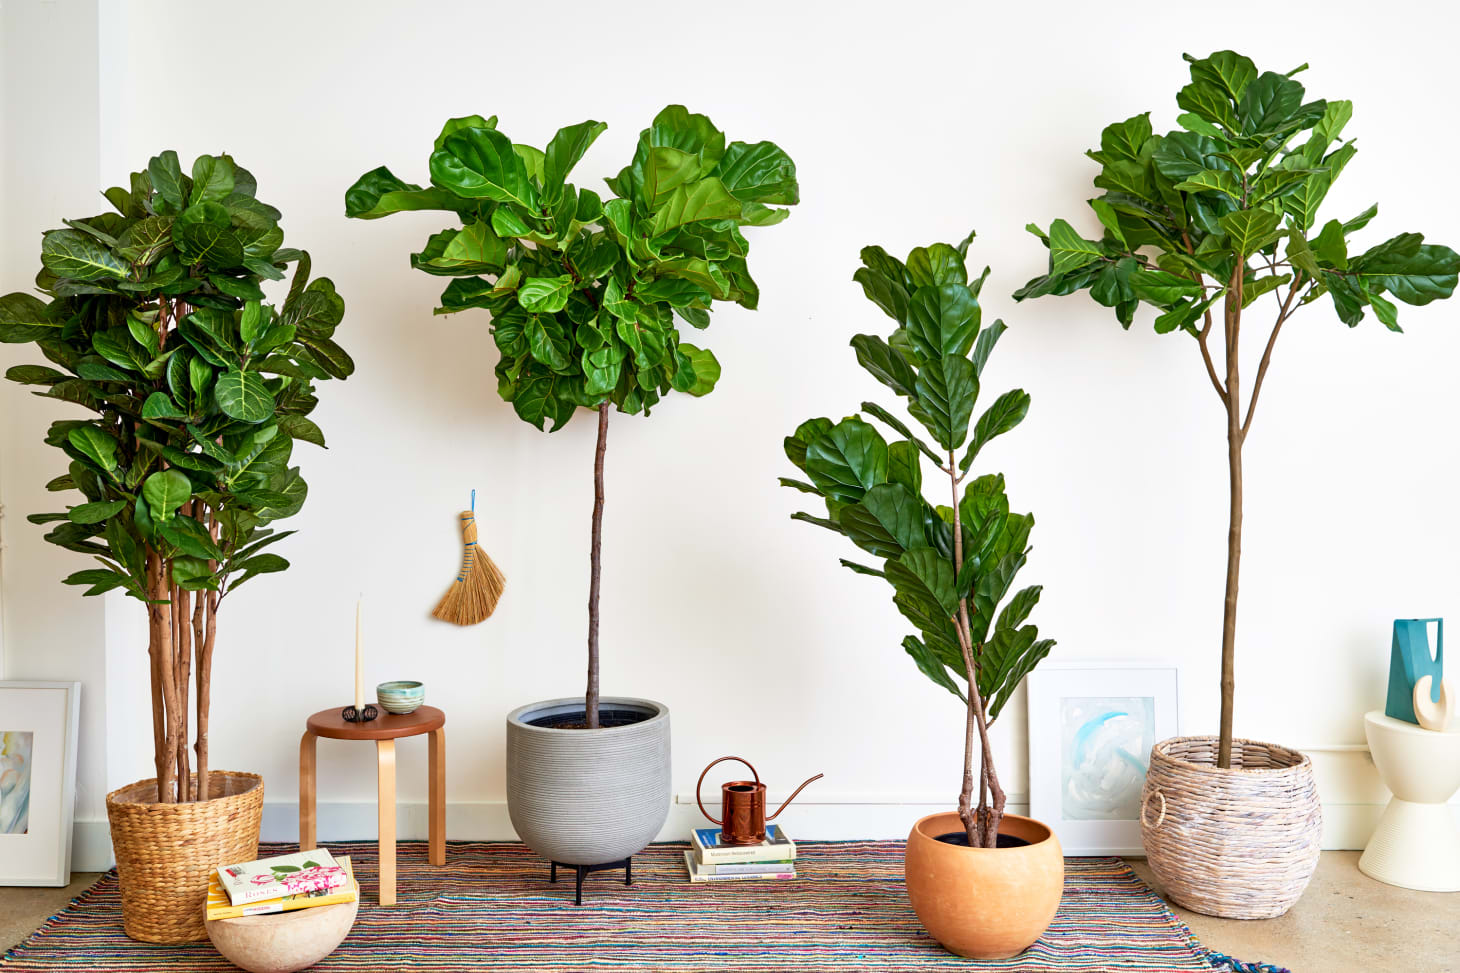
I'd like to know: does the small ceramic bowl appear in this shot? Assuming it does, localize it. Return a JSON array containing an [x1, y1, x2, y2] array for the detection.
[[376, 680, 425, 715]]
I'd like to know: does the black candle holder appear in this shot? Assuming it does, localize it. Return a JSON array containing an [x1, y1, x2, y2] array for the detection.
[[341, 704, 379, 723]]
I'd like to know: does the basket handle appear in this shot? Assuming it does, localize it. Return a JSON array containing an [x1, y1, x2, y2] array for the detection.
[[1140, 787, 1167, 829]]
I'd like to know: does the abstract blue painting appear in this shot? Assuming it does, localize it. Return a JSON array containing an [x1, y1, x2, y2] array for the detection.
[[1060, 697, 1155, 821], [1, 729, 33, 834]]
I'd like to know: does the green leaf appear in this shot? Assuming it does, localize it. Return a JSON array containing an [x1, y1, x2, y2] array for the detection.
[[67, 427, 118, 472], [711, 140, 799, 205], [68, 500, 127, 525], [141, 391, 186, 419], [142, 470, 192, 520], [859, 401, 940, 463], [1188, 50, 1258, 102], [344, 166, 458, 219], [1129, 269, 1204, 305], [517, 276, 574, 314], [961, 389, 1031, 473], [646, 179, 742, 237], [676, 343, 720, 396], [1047, 219, 1107, 276], [851, 334, 917, 398], [0, 292, 57, 343], [804, 417, 889, 503], [908, 355, 978, 451], [431, 126, 538, 209], [905, 284, 980, 360], [886, 547, 959, 616], [215, 369, 275, 422], [544, 120, 607, 190], [6, 364, 64, 385], [1174, 169, 1242, 200], [189, 154, 235, 205], [1351, 238, 1460, 306], [159, 514, 224, 560], [1219, 208, 1283, 256], [41, 229, 128, 282], [903, 635, 966, 702], [147, 151, 187, 211]]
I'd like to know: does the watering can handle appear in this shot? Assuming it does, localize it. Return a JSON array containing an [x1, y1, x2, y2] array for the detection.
[[766, 772, 825, 821], [695, 755, 759, 826]]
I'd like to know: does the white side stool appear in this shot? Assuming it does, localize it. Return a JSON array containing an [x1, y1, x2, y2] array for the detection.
[[1358, 710, 1460, 892]]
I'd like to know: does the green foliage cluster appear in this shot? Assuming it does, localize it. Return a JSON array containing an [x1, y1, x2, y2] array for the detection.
[[0, 151, 352, 601], [783, 237, 1053, 722], [345, 106, 798, 429], [1016, 50, 1460, 331]]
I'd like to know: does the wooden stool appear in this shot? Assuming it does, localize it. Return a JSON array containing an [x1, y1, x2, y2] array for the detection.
[[299, 705, 445, 905]]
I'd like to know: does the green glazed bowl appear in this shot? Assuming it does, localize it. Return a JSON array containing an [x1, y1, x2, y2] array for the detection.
[[376, 680, 425, 715]]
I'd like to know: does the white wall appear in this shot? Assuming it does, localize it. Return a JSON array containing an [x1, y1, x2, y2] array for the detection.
[[2, 0, 1456, 868]]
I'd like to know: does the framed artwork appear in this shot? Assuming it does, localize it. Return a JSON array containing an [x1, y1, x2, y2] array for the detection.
[[1027, 664, 1178, 855], [0, 681, 81, 886]]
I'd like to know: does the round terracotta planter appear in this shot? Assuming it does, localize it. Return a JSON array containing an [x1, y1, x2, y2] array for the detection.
[[904, 811, 1063, 959]]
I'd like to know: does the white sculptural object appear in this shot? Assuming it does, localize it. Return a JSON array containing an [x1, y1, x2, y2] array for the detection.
[[1412, 674, 1457, 732]]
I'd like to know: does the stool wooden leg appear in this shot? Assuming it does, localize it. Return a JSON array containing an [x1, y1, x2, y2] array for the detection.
[[377, 739, 397, 906], [299, 731, 317, 852], [428, 727, 446, 866]]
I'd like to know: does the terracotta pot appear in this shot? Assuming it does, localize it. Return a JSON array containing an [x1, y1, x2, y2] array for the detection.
[[904, 811, 1063, 959]]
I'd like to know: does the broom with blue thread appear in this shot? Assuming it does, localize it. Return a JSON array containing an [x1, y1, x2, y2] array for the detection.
[[433, 491, 505, 625]]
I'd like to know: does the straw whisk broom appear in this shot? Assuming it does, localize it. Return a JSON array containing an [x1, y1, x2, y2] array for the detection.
[[433, 494, 505, 625]]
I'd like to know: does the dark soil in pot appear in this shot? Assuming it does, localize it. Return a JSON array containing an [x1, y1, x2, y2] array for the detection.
[[527, 707, 652, 729], [935, 831, 1031, 849]]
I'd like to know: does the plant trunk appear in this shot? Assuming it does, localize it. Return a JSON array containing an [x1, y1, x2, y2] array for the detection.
[[585, 402, 609, 730], [146, 548, 178, 803], [1217, 270, 1245, 770], [195, 505, 219, 801]]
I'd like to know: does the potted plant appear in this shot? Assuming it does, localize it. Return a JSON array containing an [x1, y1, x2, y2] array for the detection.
[[783, 234, 1060, 959], [1017, 50, 1460, 918], [0, 151, 352, 942], [346, 107, 798, 872]]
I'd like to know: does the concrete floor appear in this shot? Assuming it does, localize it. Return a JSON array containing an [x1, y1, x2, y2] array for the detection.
[[0, 872, 100, 955], [2, 855, 1454, 969], [1128, 852, 1457, 973]]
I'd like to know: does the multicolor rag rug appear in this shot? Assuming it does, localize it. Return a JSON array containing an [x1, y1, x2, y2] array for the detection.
[[2, 841, 1284, 972]]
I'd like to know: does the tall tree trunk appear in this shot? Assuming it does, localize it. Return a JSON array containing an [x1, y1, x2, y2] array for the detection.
[[1217, 270, 1245, 770], [146, 548, 178, 803], [585, 402, 609, 729], [195, 505, 219, 801]]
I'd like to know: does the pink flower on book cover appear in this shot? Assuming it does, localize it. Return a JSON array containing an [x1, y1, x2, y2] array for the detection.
[[251, 864, 344, 894]]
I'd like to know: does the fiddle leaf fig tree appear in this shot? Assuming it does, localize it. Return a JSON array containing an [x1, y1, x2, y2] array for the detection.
[[1016, 51, 1460, 768], [347, 106, 798, 727], [0, 151, 353, 804], [784, 235, 1053, 848]]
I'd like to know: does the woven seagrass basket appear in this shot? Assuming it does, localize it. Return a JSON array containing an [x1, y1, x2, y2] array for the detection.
[[106, 771, 263, 943], [1140, 736, 1321, 919]]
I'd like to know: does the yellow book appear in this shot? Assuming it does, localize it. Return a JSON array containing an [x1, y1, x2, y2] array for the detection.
[[206, 855, 358, 920]]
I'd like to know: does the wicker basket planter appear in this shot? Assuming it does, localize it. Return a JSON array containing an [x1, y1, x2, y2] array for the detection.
[[1140, 737, 1321, 919], [105, 771, 264, 943]]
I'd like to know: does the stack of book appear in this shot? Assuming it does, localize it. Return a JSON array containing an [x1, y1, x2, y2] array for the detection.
[[206, 848, 359, 920], [684, 825, 797, 883]]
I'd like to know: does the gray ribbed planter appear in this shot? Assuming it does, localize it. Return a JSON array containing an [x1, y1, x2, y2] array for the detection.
[[505, 697, 670, 865]]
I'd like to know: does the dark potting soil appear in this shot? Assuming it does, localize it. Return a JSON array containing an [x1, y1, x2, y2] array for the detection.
[[935, 831, 1032, 849], [526, 708, 651, 730]]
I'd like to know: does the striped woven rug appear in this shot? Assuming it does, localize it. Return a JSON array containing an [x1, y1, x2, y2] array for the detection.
[[2, 841, 1282, 972]]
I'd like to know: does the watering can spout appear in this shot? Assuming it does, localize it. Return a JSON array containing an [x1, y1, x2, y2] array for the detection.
[[766, 773, 825, 821]]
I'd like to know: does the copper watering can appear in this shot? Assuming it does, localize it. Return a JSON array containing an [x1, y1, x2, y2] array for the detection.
[[696, 756, 824, 846]]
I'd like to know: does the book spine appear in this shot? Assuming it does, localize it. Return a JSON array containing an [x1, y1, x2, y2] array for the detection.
[[689, 870, 796, 883], [698, 860, 797, 875], [695, 846, 798, 865]]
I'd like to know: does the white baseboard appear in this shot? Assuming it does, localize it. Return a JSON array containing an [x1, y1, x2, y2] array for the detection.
[[69, 799, 1455, 872], [72, 818, 115, 873]]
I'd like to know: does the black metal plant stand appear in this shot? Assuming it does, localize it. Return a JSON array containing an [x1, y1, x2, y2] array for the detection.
[[550, 857, 632, 905]]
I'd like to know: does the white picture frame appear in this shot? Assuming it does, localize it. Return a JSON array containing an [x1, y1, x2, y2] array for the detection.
[[1027, 663, 1178, 855], [0, 681, 81, 886]]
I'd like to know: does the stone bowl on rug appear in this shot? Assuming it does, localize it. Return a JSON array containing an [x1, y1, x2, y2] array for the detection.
[[206, 898, 358, 973], [376, 680, 425, 715], [105, 771, 264, 944], [1140, 736, 1321, 919], [505, 697, 670, 869], [903, 811, 1064, 959]]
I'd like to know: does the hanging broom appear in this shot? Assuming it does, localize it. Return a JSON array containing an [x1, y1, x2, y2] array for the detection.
[[433, 492, 505, 625]]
